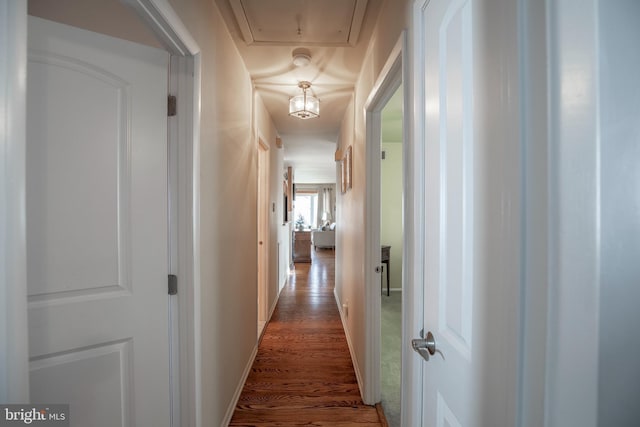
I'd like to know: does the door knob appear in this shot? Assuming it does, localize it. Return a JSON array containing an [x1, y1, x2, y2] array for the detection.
[[411, 331, 444, 362]]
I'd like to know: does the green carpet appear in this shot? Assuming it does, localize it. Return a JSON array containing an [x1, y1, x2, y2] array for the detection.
[[381, 291, 402, 427]]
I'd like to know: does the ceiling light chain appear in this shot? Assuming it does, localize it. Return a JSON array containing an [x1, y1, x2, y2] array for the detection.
[[296, 13, 302, 36]]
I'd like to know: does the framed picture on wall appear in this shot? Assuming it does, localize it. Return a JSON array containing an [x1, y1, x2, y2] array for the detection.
[[344, 145, 352, 191], [341, 157, 347, 193]]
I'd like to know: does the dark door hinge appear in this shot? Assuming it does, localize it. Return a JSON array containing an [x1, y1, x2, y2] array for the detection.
[[168, 274, 178, 295], [168, 95, 177, 117]]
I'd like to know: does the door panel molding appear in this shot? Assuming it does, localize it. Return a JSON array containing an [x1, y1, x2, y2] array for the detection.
[[436, 0, 474, 361], [26, 50, 133, 303], [30, 340, 133, 426]]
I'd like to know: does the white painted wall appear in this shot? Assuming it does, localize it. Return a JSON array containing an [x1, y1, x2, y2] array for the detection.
[[166, 1, 266, 424], [28, 0, 162, 48], [282, 133, 337, 184], [334, 0, 411, 397], [337, 87, 367, 387], [254, 94, 288, 312]]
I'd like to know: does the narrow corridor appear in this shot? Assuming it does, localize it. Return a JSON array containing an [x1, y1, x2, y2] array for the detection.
[[229, 249, 387, 426]]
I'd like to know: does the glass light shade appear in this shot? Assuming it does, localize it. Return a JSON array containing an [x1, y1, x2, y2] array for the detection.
[[289, 87, 319, 119]]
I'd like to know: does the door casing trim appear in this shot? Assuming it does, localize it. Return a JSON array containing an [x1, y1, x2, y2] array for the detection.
[[122, 2, 203, 426], [362, 33, 418, 427], [0, 0, 30, 403]]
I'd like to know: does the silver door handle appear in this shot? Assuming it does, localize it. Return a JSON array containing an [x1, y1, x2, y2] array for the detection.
[[411, 331, 444, 362]]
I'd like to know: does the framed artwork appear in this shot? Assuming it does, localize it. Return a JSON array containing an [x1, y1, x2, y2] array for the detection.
[[340, 145, 353, 193], [344, 145, 352, 191], [341, 157, 347, 193]]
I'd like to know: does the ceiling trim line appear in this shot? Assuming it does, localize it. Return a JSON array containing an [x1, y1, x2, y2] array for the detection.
[[348, 0, 368, 46], [229, 0, 255, 44], [228, 0, 368, 47]]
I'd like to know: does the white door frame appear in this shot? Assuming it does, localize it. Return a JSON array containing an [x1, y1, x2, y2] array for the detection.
[[120, 3, 203, 426], [363, 33, 422, 426], [543, 1, 600, 425], [0, 0, 30, 404], [256, 134, 270, 334], [518, 1, 551, 425], [1, 1, 203, 425]]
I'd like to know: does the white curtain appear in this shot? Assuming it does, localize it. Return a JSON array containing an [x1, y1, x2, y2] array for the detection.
[[315, 191, 324, 227], [322, 187, 334, 223]]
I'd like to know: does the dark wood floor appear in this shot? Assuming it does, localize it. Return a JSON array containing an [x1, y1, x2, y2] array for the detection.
[[229, 248, 387, 426]]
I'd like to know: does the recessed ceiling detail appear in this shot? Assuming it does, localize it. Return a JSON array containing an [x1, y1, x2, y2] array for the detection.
[[229, 0, 368, 46]]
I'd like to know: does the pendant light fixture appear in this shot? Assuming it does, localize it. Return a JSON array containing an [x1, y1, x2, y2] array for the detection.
[[289, 81, 320, 119]]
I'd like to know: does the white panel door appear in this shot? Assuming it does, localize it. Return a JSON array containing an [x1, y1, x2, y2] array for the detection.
[[416, 0, 520, 425], [26, 17, 170, 427]]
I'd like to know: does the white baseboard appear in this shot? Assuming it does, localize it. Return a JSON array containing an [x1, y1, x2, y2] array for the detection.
[[223, 275, 289, 425], [333, 288, 365, 401], [269, 276, 286, 321], [221, 343, 258, 426]]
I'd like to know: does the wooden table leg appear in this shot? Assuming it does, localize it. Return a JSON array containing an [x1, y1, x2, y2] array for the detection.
[[381, 260, 390, 296]]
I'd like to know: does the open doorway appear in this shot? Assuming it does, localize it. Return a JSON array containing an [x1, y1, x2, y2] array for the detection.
[[362, 33, 413, 426], [380, 85, 404, 427]]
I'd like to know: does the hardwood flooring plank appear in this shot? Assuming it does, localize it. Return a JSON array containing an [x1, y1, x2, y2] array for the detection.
[[230, 422, 382, 427], [229, 249, 386, 426], [230, 407, 381, 423]]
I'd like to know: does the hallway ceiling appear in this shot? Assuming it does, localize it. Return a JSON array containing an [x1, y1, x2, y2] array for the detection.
[[228, 0, 369, 46], [215, 0, 383, 137]]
